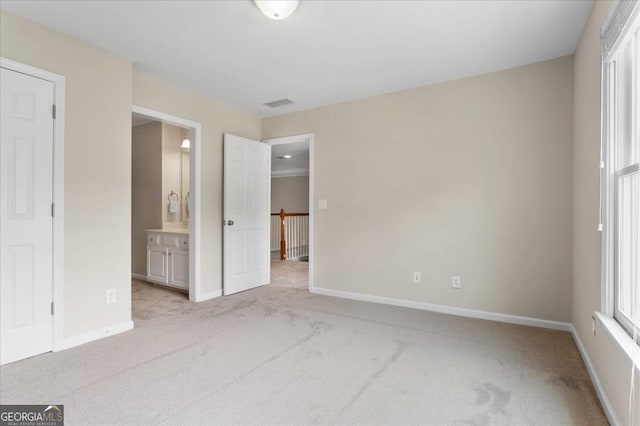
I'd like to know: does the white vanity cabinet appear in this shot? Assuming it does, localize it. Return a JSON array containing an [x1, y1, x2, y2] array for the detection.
[[147, 245, 168, 283], [146, 230, 189, 290]]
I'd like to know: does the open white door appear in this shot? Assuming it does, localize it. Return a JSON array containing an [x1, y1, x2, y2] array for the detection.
[[1, 68, 54, 364], [223, 134, 271, 295]]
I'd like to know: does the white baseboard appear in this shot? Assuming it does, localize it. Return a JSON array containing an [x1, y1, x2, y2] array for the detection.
[[131, 272, 147, 281], [570, 325, 621, 426], [57, 320, 134, 351], [310, 287, 572, 331], [196, 289, 222, 302]]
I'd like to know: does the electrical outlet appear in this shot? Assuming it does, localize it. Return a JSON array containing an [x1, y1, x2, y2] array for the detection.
[[452, 276, 462, 289], [413, 272, 422, 283], [106, 289, 117, 304]]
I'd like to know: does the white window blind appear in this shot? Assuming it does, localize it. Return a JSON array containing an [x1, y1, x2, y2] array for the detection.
[[603, 1, 640, 58]]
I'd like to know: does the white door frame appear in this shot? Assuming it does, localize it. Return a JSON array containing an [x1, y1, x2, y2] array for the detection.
[[263, 133, 315, 291], [131, 105, 204, 302], [1, 57, 66, 352]]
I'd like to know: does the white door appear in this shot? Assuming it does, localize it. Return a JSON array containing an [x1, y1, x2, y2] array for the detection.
[[223, 134, 270, 295], [1, 68, 55, 365]]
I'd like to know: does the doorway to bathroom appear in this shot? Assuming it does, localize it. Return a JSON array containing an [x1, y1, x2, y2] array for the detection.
[[130, 106, 203, 315]]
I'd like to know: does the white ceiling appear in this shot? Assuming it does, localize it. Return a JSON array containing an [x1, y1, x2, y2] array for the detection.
[[271, 141, 309, 177], [1, 1, 593, 117]]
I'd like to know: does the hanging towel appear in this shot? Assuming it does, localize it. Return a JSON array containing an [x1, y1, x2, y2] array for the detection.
[[168, 200, 179, 214]]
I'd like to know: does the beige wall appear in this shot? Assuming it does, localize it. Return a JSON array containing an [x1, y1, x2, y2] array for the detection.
[[264, 56, 574, 322], [572, 1, 640, 424], [133, 73, 261, 296], [131, 122, 162, 275], [0, 10, 133, 338], [271, 176, 309, 213]]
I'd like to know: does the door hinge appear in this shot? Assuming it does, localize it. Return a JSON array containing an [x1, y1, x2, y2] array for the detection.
[[51, 301, 54, 315], [52, 104, 56, 119], [51, 203, 55, 218]]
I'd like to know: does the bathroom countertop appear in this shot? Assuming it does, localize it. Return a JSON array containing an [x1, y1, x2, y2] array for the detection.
[[145, 228, 189, 235]]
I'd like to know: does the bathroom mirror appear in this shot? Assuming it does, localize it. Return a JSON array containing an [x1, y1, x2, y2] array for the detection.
[[181, 132, 190, 225]]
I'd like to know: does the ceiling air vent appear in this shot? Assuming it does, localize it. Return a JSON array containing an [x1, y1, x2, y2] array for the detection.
[[263, 98, 295, 108]]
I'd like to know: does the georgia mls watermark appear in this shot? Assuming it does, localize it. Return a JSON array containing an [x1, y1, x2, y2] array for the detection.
[[0, 405, 63, 426]]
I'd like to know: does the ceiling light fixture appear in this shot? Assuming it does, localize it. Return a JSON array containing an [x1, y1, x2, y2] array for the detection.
[[254, 0, 299, 20]]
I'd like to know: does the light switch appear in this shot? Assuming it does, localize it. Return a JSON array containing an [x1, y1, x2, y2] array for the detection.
[[318, 199, 328, 210]]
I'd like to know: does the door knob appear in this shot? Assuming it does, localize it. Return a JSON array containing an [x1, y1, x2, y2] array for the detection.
[[224, 220, 234, 226]]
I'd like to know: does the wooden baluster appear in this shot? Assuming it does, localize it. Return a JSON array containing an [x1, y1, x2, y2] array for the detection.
[[280, 208, 286, 260]]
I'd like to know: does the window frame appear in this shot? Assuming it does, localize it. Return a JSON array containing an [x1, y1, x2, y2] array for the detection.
[[601, 0, 640, 339], [613, 163, 639, 336]]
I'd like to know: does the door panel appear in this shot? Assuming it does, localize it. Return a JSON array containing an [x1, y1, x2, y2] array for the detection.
[[1, 68, 55, 365], [168, 249, 189, 289], [223, 134, 270, 295], [147, 247, 167, 283]]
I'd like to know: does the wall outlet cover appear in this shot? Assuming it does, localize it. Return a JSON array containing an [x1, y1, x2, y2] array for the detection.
[[106, 289, 117, 304], [452, 276, 462, 289]]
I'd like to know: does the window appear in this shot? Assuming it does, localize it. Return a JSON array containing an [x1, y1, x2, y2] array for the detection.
[[602, 1, 640, 339]]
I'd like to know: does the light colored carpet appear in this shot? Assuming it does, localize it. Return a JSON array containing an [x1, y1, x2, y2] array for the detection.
[[269, 258, 309, 289], [0, 260, 606, 425]]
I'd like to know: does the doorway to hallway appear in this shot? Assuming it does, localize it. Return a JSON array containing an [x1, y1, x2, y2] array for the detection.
[[265, 134, 314, 291]]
